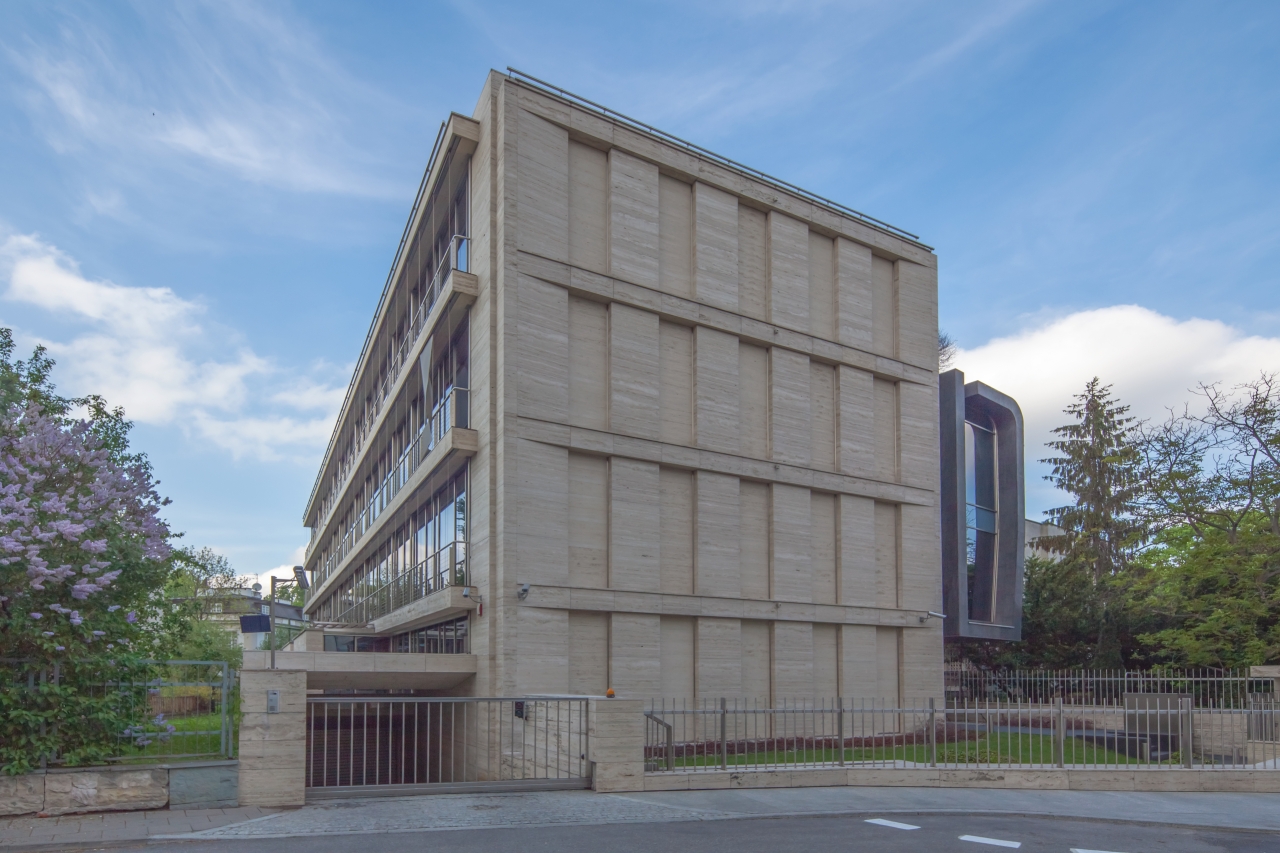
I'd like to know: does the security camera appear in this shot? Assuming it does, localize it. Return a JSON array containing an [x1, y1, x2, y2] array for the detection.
[[517, 584, 530, 600]]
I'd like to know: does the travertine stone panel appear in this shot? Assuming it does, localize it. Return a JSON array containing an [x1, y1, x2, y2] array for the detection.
[[773, 621, 814, 700], [808, 231, 835, 341], [874, 501, 900, 609], [569, 610, 609, 695], [659, 320, 693, 445], [770, 348, 810, 466], [659, 467, 694, 595], [659, 174, 692, 297], [610, 612, 661, 697], [903, 624, 944, 703], [693, 327, 739, 453], [660, 615, 695, 700], [696, 617, 742, 698], [693, 182, 739, 312], [569, 296, 607, 429], [839, 495, 877, 607], [517, 276, 567, 422], [813, 623, 839, 699], [875, 626, 901, 704], [239, 669, 306, 807], [741, 619, 772, 703], [873, 377, 899, 482], [900, 503, 940, 612], [611, 458, 661, 592], [42, 770, 168, 816], [841, 625, 879, 700], [897, 260, 938, 371], [738, 206, 768, 321], [568, 140, 607, 274], [811, 492, 837, 605], [610, 303, 660, 439], [768, 212, 809, 332], [836, 238, 873, 351], [608, 149, 660, 288], [899, 379, 937, 490], [871, 255, 897, 358], [517, 606, 569, 694], [810, 361, 836, 470], [838, 365, 874, 478], [695, 471, 740, 598], [771, 483, 811, 602], [739, 480, 770, 600], [569, 452, 607, 588], [517, 439, 568, 585], [739, 342, 769, 459], [517, 110, 568, 262]]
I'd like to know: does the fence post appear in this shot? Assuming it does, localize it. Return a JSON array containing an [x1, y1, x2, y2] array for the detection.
[[666, 718, 675, 771], [838, 697, 846, 767], [1181, 697, 1193, 768], [1054, 697, 1065, 768], [929, 698, 937, 768], [719, 697, 728, 771]]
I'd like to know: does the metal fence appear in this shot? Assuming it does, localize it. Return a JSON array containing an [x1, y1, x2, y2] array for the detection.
[[4, 660, 235, 768], [944, 668, 1274, 707], [643, 697, 1280, 772], [305, 697, 591, 795]]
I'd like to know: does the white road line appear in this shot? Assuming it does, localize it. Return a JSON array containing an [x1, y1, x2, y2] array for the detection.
[[959, 835, 1022, 848], [1070, 849, 1128, 853], [865, 818, 920, 830]]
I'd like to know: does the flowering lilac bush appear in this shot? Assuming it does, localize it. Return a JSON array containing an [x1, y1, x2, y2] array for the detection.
[[0, 402, 174, 773]]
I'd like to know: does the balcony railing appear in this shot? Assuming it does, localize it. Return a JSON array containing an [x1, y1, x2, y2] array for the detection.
[[331, 542, 467, 625], [308, 234, 470, 554], [313, 386, 470, 590]]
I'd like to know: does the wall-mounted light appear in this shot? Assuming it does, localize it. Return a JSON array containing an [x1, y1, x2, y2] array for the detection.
[[919, 611, 947, 624], [517, 584, 530, 600]]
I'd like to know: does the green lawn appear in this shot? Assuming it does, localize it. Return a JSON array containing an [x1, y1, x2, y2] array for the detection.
[[660, 733, 1177, 769]]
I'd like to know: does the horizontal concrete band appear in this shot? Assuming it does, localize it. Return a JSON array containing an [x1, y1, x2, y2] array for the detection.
[[517, 416, 933, 508], [641, 768, 1280, 793], [519, 584, 937, 628], [516, 250, 935, 385]]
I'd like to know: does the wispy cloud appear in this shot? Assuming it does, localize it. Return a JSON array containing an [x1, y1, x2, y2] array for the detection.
[[7, 1, 408, 198], [0, 233, 344, 462]]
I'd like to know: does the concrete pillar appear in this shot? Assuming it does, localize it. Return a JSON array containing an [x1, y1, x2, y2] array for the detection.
[[587, 697, 645, 792], [238, 669, 306, 807]]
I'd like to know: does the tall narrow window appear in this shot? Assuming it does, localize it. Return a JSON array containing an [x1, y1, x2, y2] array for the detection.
[[965, 413, 998, 622]]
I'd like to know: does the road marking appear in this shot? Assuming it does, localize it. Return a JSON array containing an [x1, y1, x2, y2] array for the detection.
[[865, 818, 920, 830], [1071, 849, 1128, 853], [960, 835, 1022, 848]]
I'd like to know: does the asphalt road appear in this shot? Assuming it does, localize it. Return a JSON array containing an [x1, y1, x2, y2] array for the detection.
[[109, 812, 1278, 853]]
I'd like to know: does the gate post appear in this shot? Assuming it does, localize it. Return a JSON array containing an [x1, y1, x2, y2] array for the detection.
[[587, 698, 645, 792], [239, 669, 307, 807]]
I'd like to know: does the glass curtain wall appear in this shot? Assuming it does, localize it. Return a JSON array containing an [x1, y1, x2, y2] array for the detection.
[[965, 413, 999, 623]]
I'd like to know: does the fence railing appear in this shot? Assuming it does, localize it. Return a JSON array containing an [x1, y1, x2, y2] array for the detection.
[[944, 668, 1274, 708], [4, 660, 236, 769], [305, 697, 590, 792], [643, 697, 1280, 773], [333, 542, 467, 625]]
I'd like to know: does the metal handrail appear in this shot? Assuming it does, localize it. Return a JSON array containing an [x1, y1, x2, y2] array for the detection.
[[332, 542, 467, 625]]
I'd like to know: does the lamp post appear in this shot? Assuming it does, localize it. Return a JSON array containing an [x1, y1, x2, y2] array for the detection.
[[269, 566, 311, 670]]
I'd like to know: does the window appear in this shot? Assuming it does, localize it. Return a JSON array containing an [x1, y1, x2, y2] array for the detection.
[[209, 602, 223, 614], [394, 615, 469, 654], [964, 413, 998, 623]]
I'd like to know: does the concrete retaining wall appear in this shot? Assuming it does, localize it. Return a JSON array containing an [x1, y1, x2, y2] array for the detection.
[[0, 760, 237, 817]]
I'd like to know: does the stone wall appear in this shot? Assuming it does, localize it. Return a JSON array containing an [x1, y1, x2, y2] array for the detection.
[[0, 761, 238, 817]]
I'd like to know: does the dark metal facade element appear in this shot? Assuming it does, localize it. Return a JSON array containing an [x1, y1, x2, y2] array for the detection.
[[940, 369, 1026, 641]]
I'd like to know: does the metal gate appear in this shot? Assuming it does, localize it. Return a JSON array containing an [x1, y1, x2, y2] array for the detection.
[[305, 697, 591, 797]]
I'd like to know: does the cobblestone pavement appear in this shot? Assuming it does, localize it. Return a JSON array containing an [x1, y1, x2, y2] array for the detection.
[[0, 806, 276, 850]]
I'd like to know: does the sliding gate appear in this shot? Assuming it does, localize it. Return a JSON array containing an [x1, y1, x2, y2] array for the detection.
[[305, 697, 591, 797]]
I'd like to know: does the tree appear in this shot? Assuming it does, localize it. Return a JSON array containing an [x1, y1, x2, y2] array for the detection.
[[939, 331, 958, 371]]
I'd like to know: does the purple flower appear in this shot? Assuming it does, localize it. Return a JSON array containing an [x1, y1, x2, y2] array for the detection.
[[29, 612, 42, 619], [126, 611, 137, 623], [92, 630, 105, 636], [107, 605, 120, 612], [55, 646, 65, 651], [42, 631, 54, 637]]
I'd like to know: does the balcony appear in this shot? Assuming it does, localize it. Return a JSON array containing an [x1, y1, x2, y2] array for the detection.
[[307, 234, 475, 556], [334, 542, 468, 626], [313, 387, 474, 591]]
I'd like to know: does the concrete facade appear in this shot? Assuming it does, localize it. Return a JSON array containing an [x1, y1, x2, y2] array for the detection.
[[299, 71, 943, 705]]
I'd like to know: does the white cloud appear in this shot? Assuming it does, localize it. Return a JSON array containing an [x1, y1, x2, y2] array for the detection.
[[955, 304, 1280, 515], [0, 233, 343, 462], [252, 543, 309, 592]]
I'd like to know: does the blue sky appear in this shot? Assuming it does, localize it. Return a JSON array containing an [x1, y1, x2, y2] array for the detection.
[[1, 1, 1278, 582]]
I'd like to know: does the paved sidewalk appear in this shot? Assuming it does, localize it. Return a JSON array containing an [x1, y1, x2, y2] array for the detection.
[[4, 787, 1279, 850], [0, 806, 277, 850]]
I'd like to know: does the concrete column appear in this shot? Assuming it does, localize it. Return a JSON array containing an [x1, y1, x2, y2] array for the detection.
[[587, 698, 645, 792], [238, 669, 307, 807]]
